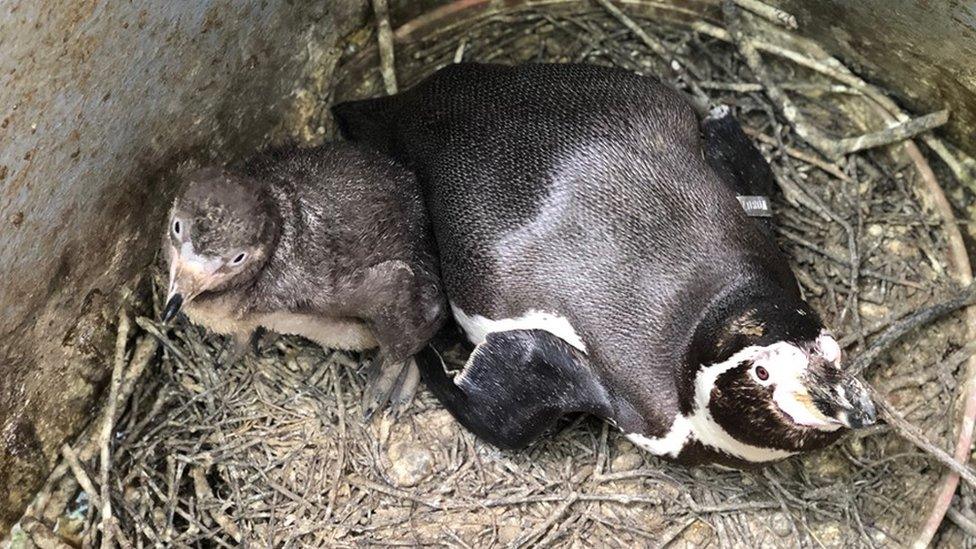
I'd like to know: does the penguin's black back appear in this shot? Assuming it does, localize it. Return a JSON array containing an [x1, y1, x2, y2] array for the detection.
[[334, 63, 800, 431]]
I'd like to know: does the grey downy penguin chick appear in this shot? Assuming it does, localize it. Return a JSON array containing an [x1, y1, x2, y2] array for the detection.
[[161, 143, 447, 417], [333, 63, 875, 467]]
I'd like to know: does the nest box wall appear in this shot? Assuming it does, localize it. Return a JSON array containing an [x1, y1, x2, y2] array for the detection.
[[0, 0, 366, 530], [771, 0, 976, 158]]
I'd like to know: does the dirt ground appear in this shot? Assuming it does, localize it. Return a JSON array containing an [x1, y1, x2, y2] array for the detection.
[[11, 1, 976, 547]]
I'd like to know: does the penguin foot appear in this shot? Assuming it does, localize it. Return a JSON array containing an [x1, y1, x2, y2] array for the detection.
[[388, 358, 421, 419], [362, 356, 409, 421], [217, 333, 251, 367]]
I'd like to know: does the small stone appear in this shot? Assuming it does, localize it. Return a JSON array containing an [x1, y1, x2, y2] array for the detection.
[[387, 441, 433, 487], [610, 451, 643, 472], [614, 438, 636, 453], [867, 224, 884, 237], [497, 525, 521, 544], [858, 302, 888, 320], [771, 512, 792, 537], [427, 409, 460, 444], [570, 464, 594, 483]]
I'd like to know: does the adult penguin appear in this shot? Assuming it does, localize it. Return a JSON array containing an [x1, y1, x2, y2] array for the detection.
[[333, 63, 875, 467]]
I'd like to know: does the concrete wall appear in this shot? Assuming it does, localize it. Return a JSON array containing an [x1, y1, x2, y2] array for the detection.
[[771, 0, 976, 158], [0, 0, 366, 530]]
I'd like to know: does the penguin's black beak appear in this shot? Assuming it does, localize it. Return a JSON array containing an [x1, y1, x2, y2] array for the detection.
[[822, 377, 876, 428], [162, 293, 183, 323], [806, 363, 877, 429]]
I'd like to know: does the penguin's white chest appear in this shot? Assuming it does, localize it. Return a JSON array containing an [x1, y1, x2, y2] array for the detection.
[[184, 297, 377, 351], [450, 303, 587, 354]]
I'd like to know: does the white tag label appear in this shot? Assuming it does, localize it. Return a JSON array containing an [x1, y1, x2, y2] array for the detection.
[[736, 195, 772, 217]]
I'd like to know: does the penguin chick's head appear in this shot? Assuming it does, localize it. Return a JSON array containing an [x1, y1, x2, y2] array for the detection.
[[161, 167, 278, 322], [691, 306, 876, 460]]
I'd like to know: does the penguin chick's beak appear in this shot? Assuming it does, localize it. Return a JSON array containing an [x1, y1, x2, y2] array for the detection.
[[804, 363, 877, 429], [162, 293, 183, 323], [163, 254, 218, 323]]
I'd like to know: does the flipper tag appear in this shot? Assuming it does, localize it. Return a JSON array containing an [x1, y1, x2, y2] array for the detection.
[[736, 195, 773, 218]]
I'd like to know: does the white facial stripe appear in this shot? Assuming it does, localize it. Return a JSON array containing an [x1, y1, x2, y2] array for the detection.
[[450, 303, 587, 354], [729, 342, 841, 431], [689, 410, 797, 462], [690, 344, 802, 462], [623, 344, 801, 463]]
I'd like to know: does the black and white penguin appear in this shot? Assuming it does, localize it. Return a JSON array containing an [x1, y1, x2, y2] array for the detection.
[[332, 63, 875, 467]]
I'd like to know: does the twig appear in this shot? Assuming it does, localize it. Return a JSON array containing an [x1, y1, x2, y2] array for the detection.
[[831, 110, 949, 156], [99, 312, 129, 549], [870, 389, 976, 489], [372, 0, 398, 95], [659, 517, 698, 548], [593, 0, 709, 110], [722, 2, 842, 159], [347, 476, 444, 509], [733, 0, 797, 29], [690, 18, 975, 192], [508, 492, 578, 548], [699, 80, 860, 95], [62, 444, 103, 513], [190, 466, 242, 542], [778, 227, 924, 289], [849, 284, 976, 375], [709, 13, 948, 159], [868, 84, 976, 549], [742, 127, 852, 182], [453, 38, 468, 63], [21, 517, 74, 549], [947, 507, 976, 538], [136, 316, 197, 370]]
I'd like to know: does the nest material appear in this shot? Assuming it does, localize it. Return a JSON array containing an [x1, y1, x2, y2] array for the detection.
[[16, 1, 976, 548]]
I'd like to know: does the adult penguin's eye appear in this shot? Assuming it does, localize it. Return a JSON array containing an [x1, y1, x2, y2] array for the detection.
[[173, 219, 182, 236], [231, 252, 247, 266], [755, 366, 769, 381]]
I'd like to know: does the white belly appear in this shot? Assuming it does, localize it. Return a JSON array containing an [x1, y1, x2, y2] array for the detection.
[[257, 311, 377, 351], [184, 298, 376, 351]]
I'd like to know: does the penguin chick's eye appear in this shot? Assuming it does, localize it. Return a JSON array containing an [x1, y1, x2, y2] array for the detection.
[[755, 366, 769, 381], [230, 252, 247, 266], [172, 219, 182, 237]]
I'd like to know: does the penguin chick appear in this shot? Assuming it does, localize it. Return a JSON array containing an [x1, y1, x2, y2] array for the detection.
[[161, 143, 447, 418], [333, 62, 876, 467]]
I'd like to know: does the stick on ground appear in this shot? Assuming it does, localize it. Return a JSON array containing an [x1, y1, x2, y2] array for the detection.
[[732, 0, 798, 29], [98, 312, 130, 549], [372, 0, 398, 95], [849, 283, 976, 375]]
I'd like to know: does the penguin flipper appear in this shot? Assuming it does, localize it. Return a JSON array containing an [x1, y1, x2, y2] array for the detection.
[[701, 105, 776, 199], [417, 330, 612, 450]]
